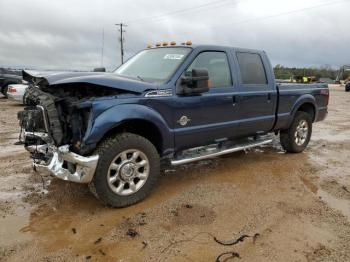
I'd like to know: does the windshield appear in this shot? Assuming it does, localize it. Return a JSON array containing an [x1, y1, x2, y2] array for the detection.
[[114, 47, 191, 83]]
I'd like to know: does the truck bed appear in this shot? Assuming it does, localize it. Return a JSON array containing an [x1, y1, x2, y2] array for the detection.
[[275, 82, 329, 130]]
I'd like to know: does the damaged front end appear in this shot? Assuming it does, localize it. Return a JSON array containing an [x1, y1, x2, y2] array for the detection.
[[17, 80, 121, 183], [18, 70, 152, 183]]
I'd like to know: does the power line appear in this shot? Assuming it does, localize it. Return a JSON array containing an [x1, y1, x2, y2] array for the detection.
[[210, 0, 347, 29], [127, 0, 346, 27], [115, 23, 127, 64], [119, 0, 346, 60], [126, 0, 236, 24]]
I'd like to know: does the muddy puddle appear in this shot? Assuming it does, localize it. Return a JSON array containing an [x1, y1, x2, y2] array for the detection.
[[1, 86, 350, 261]]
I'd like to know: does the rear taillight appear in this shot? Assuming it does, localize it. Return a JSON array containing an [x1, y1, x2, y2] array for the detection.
[[327, 93, 329, 105], [320, 89, 329, 105], [8, 86, 17, 93]]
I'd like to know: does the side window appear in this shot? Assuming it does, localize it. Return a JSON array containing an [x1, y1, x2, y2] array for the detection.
[[236, 52, 267, 85], [186, 51, 232, 88]]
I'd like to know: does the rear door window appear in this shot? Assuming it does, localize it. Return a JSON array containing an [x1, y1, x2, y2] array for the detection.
[[236, 52, 267, 85]]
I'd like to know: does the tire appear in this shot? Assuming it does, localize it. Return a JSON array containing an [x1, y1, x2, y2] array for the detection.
[[90, 132, 160, 207], [280, 111, 312, 153], [2, 84, 9, 98]]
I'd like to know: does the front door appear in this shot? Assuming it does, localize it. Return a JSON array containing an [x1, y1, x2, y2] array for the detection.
[[173, 51, 240, 151]]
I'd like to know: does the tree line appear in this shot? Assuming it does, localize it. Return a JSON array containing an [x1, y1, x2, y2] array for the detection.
[[273, 64, 338, 80]]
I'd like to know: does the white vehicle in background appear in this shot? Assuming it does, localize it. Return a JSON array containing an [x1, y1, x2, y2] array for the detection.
[[7, 84, 28, 104]]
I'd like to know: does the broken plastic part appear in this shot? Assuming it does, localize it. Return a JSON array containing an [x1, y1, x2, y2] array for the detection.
[[214, 234, 251, 246], [214, 233, 260, 246], [215, 251, 240, 262]]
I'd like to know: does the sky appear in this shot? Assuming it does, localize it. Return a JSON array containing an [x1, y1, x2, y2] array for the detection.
[[0, 0, 349, 71]]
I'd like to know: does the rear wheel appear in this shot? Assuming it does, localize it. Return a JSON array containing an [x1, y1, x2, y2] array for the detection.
[[90, 133, 160, 207], [280, 111, 312, 153]]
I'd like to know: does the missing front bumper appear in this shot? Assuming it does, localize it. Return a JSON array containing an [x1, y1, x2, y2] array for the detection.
[[19, 103, 98, 183], [30, 145, 99, 183]]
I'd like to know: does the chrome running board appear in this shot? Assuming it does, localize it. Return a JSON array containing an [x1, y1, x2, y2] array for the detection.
[[171, 138, 273, 166]]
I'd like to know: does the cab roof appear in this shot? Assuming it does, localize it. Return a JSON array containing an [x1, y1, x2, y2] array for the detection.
[[149, 44, 266, 55]]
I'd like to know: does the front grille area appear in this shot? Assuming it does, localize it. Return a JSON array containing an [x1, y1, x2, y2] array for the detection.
[[18, 106, 46, 133]]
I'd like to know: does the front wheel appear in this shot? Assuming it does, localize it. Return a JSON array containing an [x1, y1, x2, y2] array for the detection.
[[280, 112, 312, 153], [90, 133, 160, 207]]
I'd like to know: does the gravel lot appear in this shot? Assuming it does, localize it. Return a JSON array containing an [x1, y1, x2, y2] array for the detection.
[[1, 85, 350, 262]]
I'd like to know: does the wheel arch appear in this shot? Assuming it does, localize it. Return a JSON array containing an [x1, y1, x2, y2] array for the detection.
[[290, 95, 317, 124], [84, 104, 174, 156], [101, 119, 164, 155], [296, 102, 316, 122]]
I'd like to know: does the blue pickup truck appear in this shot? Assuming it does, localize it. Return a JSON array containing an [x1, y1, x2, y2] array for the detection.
[[18, 43, 329, 207]]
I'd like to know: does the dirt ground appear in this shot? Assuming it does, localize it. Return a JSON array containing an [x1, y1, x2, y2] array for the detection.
[[1, 85, 350, 262]]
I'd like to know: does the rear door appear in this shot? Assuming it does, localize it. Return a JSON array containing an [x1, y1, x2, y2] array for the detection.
[[173, 50, 240, 151], [234, 51, 277, 135]]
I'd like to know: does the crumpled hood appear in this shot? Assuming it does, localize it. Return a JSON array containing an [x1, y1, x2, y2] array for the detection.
[[22, 70, 158, 93]]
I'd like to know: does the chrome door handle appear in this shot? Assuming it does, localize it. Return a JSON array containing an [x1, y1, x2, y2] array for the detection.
[[232, 96, 237, 106], [267, 93, 271, 103]]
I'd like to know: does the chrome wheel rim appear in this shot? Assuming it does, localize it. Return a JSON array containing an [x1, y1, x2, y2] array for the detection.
[[295, 120, 309, 146], [107, 149, 150, 196]]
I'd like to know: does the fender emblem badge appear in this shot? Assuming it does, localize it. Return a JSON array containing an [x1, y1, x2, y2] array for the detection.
[[177, 116, 191, 126]]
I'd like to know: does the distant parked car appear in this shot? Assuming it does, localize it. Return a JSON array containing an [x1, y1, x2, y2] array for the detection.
[[319, 78, 334, 84], [0, 68, 22, 97], [7, 84, 28, 104]]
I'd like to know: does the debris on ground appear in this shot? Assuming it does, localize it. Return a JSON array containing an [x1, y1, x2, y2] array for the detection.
[[126, 229, 139, 238], [170, 209, 179, 216], [142, 241, 148, 249], [71, 228, 76, 234], [215, 251, 240, 262], [161, 231, 259, 261], [252, 233, 260, 244], [214, 233, 260, 246], [94, 237, 102, 244], [98, 249, 106, 256], [342, 186, 350, 193], [213, 233, 260, 261], [185, 204, 193, 209]]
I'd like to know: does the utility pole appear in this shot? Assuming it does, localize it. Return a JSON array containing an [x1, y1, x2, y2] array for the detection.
[[115, 23, 127, 64], [101, 28, 104, 67]]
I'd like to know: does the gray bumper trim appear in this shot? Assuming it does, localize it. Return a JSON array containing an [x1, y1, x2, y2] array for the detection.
[[33, 145, 99, 183]]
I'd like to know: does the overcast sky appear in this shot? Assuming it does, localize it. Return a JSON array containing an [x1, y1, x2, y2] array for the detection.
[[0, 0, 349, 71]]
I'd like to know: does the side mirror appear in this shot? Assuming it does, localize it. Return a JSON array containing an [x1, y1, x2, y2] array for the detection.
[[178, 69, 210, 95], [93, 67, 106, 72]]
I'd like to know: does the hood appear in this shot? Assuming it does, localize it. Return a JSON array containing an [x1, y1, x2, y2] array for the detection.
[[22, 70, 159, 94]]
